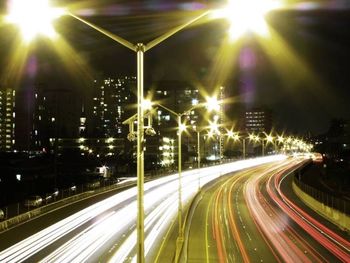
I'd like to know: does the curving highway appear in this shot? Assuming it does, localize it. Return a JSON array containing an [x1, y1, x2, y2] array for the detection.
[[184, 158, 350, 262], [0, 156, 286, 262]]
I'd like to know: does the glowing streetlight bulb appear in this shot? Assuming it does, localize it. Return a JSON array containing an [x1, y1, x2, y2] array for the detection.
[[179, 123, 187, 132], [212, 0, 281, 40], [6, 0, 65, 42], [227, 130, 234, 138], [248, 134, 255, 141], [209, 122, 220, 135], [142, 99, 153, 110], [266, 135, 274, 143], [277, 136, 284, 143], [206, 96, 220, 112]]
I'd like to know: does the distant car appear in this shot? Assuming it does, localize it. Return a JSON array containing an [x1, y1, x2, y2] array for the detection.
[[46, 188, 59, 199], [24, 195, 43, 207], [43, 193, 53, 203], [70, 184, 77, 192], [85, 181, 100, 189], [51, 188, 59, 197], [0, 209, 4, 220]]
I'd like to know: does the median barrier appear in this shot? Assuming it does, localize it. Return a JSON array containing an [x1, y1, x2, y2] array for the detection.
[[0, 181, 132, 233]]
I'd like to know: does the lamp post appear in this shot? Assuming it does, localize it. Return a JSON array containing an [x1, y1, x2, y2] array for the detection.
[[67, 11, 211, 263], [151, 98, 218, 260], [253, 135, 265, 156], [6, 0, 282, 261], [261, 137, 265, 156], [154, 103, 196, 261], [227, 131, 248, 159], [207, 117, 222, 162], [265, 134, 275, 155], [151, 103, 203, 254], [242, 137, 246, 159], [5, 4, 211, 260], [195, 125, 212, 190], [197, 129, 201, 190], [277, 135, 285, 153]]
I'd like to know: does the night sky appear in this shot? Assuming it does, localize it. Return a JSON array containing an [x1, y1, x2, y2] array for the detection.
[[0, 0, 350, 135]]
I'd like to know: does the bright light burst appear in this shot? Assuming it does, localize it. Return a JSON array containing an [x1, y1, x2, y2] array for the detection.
[[6, 0, 64, 42], [206, 96, 220, 112], [213, 0, 281, 40], [179, 123, 187, 132], [142, 99, 153, 111]]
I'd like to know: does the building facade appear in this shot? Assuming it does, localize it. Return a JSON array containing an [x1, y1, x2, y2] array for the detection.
[[0, 87, 15, 151], [244, 107, 272, 133], [90, 76, 136, 138], [147, 81, 203, 167], [31, 85, 76, 152]]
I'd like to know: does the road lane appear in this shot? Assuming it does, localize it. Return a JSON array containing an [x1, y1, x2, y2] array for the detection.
[[186, 158, 350, 262], [186, 162, 284, 262], [0, 156, 286, 262]]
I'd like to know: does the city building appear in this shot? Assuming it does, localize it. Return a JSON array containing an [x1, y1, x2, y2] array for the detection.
[[79, 104, 87, 137], [159, 137, 175, 167], [0, 87, 15, 152], [31, 84, 77, 153], [243, 107, 272, 133], [90, 76, 136, 138], [148, 81, 202, 167], [55, 137, 125, 158]]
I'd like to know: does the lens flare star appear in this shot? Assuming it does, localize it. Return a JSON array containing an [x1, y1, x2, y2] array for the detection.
[[6, 0, 64, 42]]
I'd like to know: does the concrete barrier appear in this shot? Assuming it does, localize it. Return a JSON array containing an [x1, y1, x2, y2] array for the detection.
[[292, 181, 350, 232], [0, 181, 135, 233]]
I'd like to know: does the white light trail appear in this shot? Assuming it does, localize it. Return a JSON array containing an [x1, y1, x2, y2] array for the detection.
[[0, 155, 286, 262]]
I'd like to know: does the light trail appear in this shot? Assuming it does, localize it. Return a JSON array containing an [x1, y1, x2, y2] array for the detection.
[[269, 166, 350, 261], [186, 157, 350, 262], [245, 160, 325, 262], [0, 155, 286, 262], [245, 158, 350, 262]]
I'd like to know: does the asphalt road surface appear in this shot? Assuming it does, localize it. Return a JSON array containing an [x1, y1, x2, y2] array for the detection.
[[0, 156, 287, 262], [184, 158, 350, 262]]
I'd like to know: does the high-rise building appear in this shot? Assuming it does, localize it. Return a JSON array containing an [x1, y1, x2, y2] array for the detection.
[[152, 80, 201, 132], [31, 85, 76, 152], [91, 76, 136, 138], [244, 107, 272, 133], [79, 104, 87, 137], [147, 81, 202, 167], [0, 87, 15, 152]]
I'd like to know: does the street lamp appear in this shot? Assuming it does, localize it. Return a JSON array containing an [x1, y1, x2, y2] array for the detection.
[[6, 4, 211, 260], [153, 104, 193, 260], [276, 135, 285, 153], [226, 130, 242, 159], [207, 116, 223, 162], [194, 123, 218, 189], [149, 98, 217, 260], [251, 134, 264, 156], [212, 0, 282, 40], [5, 0, 64, 42], [6, 0, 282, 261], [68, 12, 212, 263], [265, 133, 275, 155], [196, 128, 203, 189]]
